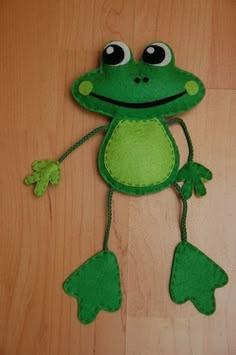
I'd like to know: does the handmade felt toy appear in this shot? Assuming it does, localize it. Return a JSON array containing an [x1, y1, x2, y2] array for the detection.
[[25, 41, 228, 324]]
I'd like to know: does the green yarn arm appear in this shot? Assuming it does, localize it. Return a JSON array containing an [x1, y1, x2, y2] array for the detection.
[[167, 117, 212, 199], [58, 125, 109, 163], [25, 125, 109, 197], [167, 117, 194, 161]]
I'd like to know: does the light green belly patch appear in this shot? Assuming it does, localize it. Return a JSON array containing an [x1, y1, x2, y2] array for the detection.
[[104, 119, 175, 187]]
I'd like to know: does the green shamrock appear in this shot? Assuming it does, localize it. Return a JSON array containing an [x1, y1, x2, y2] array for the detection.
[[63, 250, 122, 324], [177, 161, 212, 199], [24, 160, 61, 197], [170, 241, 228, 315]]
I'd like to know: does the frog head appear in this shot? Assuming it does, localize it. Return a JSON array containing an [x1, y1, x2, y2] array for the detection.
[[72, 41, 205, 119]]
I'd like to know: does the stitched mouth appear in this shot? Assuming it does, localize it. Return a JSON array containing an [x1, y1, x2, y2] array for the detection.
[[90, 90, 186, 108]]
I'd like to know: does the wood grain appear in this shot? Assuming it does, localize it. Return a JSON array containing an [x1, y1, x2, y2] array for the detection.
[[0, 0, 235, 354]]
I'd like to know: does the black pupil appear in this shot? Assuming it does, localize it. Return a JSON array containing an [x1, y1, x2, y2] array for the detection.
[[103, 45, 125, 65], [143, 45, 165, 65]]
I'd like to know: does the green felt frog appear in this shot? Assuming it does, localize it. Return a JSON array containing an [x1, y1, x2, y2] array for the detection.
[[25, 41, 228, 324]]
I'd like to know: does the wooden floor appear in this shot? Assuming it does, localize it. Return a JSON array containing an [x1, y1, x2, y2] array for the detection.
[[0, 0, 236, 354]]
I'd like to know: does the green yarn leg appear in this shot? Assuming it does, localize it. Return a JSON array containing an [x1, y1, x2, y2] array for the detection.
[[63, 187, 122, 324], [172, 182, 188, 241], [103, 187, 114, 250], [170, 182, 228, 315]]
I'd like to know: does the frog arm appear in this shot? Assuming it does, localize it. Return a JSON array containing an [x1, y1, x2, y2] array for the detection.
[[25, 125, 109, 196], [166, 117, 194, 161], [167, 118, 212, 199], [58, 125, 109, 163]]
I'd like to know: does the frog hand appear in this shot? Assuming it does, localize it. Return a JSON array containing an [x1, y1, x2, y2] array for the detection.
[[170, 241, 228, 315], [63, 250, 122, 324], [176, 161, 212, 199], [24, 160, 61, 197]]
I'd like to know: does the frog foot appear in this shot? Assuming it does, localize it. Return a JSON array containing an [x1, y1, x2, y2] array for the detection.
[[169, 241, 228, 315], [63, 250, 122, 324], [176, 161, 212, 199], [24, 160, 61, 197]]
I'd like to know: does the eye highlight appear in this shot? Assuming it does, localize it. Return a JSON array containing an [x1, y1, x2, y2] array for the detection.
[[102, 41, 131, 66], [142, 43, 172, 66]]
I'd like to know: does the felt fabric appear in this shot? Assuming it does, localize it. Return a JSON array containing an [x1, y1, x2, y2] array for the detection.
[[24, 41, 228, 324], [24, 160, 61, 197], [98, 117, 180, 195], [177, 161, 212, 199], [63, 250, 122, 324], [104, 119, 176, 186], [72, 41, 205, 120], [169, 241, 228, 315]]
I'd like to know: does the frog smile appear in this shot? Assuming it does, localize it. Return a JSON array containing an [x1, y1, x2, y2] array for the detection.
[[90, 90, 186, 108]]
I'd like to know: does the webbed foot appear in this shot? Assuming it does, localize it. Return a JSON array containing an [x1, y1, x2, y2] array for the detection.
[[63, 250, 122, 324], [169, 241, 228, 315]]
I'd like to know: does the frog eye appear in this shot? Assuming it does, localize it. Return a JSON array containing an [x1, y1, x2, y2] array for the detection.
[[142, 43, 172, 66], [102, 41, 131, 66]]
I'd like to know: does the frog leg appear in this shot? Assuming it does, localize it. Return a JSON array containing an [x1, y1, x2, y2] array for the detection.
[[63, 187, 122, 324], [169, 182, 228, 315]]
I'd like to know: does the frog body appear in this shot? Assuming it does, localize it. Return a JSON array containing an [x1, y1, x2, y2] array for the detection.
[[99, 117, 179, 194], [25, 41, 228, 324]]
